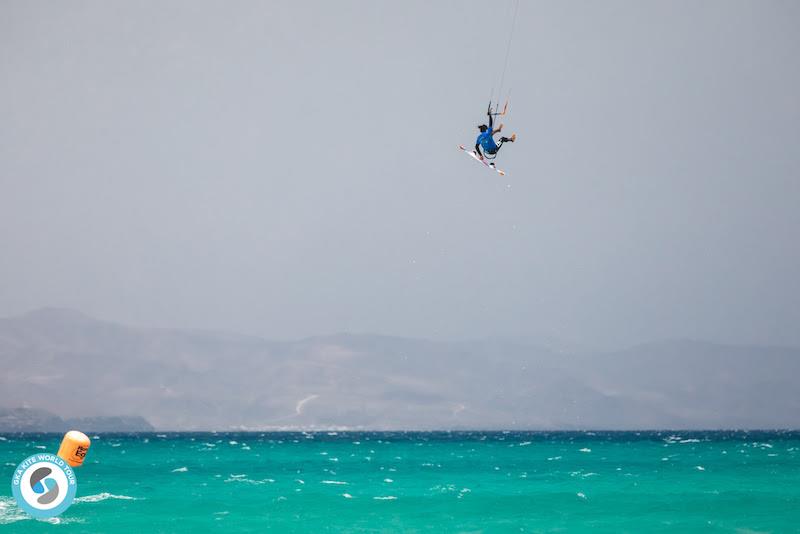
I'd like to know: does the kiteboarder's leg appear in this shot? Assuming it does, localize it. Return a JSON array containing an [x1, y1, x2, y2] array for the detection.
[[493, 134, 516, 154]]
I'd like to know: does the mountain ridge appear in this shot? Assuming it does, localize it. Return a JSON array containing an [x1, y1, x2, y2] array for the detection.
[[1, 308, 798, 431]]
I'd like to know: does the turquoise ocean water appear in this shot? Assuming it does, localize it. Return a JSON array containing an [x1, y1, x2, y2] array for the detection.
[[2, 431, 799, 533]]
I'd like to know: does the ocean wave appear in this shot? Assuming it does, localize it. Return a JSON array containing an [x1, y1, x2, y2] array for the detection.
[[321, 480, 348, 485], [224, 477, 274, 485], [38, 516, 88, 525], [373, 496, 397, 500], [0, 497, 29, 525], [1, 497, 87, 524], [75, 493, 139, 503]]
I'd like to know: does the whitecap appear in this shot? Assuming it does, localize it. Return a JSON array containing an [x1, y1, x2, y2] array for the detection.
[[321, 480, 348, 485], [579, 448, 591, 453], [577, 492, 587, 500], [171, 467, 188, 472], [39, 517, 88, 525], [75, 493, 138, 503], [0, 496, 29, 524], [342, 493, 353, 499], [373, 496, 397, 500], [695, 466, 705, 471]]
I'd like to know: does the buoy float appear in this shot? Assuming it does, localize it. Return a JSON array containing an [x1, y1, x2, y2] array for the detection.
[[57, 430, 91, 467]]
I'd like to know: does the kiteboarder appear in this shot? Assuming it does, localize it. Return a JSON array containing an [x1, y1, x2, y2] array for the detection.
[[475, 103, 516, 161]]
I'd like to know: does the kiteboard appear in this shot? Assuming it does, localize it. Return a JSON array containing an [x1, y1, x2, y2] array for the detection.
[[458, 145, 506, 175]]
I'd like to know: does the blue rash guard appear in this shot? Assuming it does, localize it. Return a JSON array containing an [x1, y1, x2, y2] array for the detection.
[[477, 130, 498, 153]]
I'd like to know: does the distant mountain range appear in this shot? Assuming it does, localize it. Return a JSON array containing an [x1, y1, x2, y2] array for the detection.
[[1, 308, 798, 431], [0, 407, 153, 433]]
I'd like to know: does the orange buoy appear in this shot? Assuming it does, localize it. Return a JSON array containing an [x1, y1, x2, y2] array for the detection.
[[57, 430, 91, 467]]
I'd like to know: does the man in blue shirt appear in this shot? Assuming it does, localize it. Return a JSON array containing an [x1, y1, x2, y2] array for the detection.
[[475, 104, 516, 160]]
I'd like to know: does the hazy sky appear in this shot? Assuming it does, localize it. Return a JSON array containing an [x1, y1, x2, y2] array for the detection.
[[1, 1, 798, 348]]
